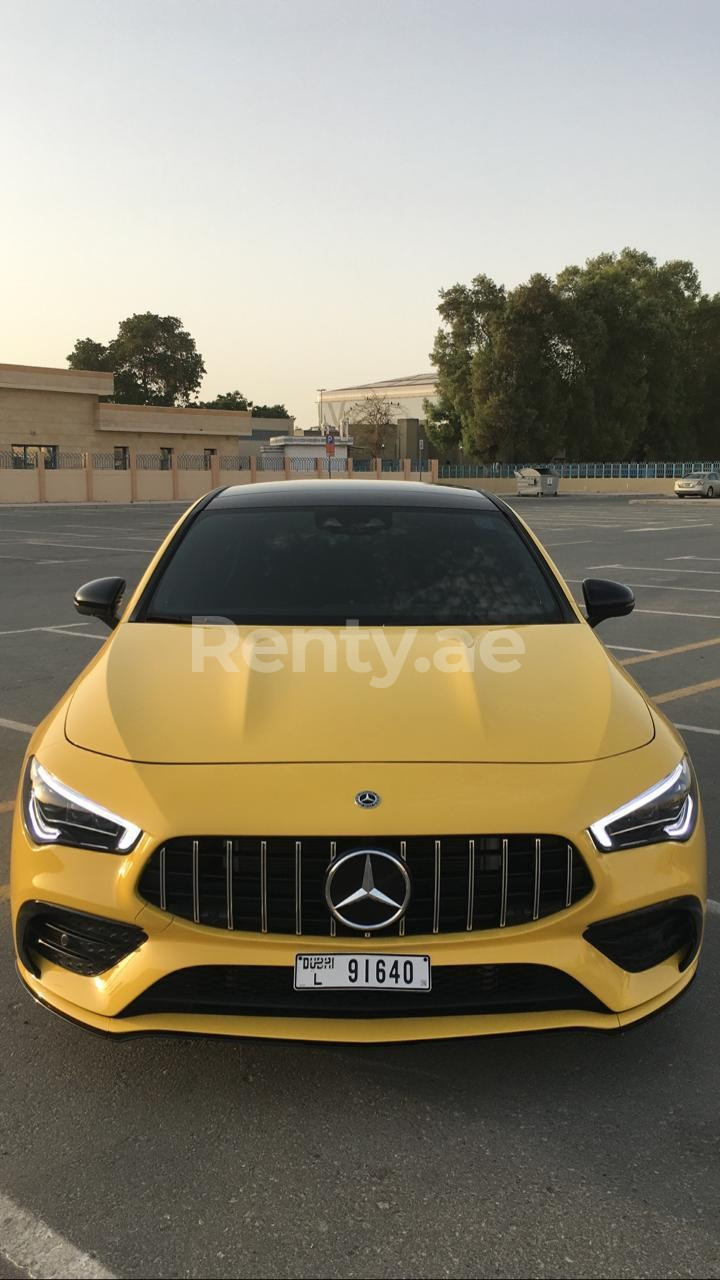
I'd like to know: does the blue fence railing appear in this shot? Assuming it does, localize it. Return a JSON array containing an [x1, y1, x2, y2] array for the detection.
[[438, 461, 720, 480]]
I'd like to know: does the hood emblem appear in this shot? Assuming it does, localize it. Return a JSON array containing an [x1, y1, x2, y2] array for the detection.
[[355, 790, 380, 809]]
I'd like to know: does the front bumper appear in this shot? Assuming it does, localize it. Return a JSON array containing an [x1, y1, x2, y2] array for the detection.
[[11, 740, 707, 1042]]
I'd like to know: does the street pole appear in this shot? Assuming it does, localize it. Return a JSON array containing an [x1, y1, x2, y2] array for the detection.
[[317, 388, 327, 431]]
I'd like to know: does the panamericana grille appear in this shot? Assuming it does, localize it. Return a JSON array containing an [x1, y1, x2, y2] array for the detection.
[[137, 835, 592, 937], [118, 963, 608, 1020]]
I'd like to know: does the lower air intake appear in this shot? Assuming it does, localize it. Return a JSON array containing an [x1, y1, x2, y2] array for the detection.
[[118, 963, 608, 1020], [584, 896, 703, 973], [17, 901, 147, 977]]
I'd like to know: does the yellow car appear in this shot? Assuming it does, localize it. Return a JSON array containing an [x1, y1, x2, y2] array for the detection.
[[11, 482, 706, 1041]]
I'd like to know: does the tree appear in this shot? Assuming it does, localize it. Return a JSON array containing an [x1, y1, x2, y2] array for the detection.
[[344, 393, 400, 457], [67, 313, 205, 407], [198, 390, 251, 411], [66, 337, 112, 372], [251, 403, 291, 419], [197, 392, 291, 418], [431, 249, 719, 461]]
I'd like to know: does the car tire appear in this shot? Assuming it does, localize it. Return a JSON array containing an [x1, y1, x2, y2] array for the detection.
[[708, 487, 714, 499]]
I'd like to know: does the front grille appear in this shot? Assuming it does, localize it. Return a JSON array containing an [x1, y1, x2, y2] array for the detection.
[[138, 835, 592, 937], [118, 963, 608, 1020]]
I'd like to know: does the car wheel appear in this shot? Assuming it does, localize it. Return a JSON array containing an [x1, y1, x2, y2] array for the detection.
[[708, 487, 714, 498]]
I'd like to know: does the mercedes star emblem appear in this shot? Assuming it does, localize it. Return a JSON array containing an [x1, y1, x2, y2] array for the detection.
[[325, 848, 411, 932], [355, 790, 381, 809]]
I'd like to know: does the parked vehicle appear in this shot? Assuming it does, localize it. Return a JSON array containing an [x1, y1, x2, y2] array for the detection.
[[12, 481, 705, 1042], [674, 470, 720, 497]]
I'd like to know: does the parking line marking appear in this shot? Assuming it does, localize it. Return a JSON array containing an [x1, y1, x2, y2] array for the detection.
[[607, 644, 658, 654], [621, 636, 720, 667], [0, 1188, 117, 1279], [44, 627, 106, 640], [654, 677, 720, 705], [544, 539, 593, 547], [0, 622, 90, 638], [0, 718, 36, 734], [568, 578, 720, 595], [0, 800, 14, 813], [588, 564, 720, 576], [674, 723, 720, 736], [709, 899, 720, 915], [636, 608, 720, 620], [6, 537, 157, 554]]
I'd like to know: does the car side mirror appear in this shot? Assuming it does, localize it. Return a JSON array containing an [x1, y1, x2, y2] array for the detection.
[[74, 577, 126, 630], [582, 578, 635, 629]]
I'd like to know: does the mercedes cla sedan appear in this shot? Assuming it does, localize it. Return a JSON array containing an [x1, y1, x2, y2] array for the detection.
[[11, 482, 706, 1041]]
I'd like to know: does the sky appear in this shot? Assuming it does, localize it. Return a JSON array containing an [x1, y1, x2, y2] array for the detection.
[[1, 0, 719, 426]]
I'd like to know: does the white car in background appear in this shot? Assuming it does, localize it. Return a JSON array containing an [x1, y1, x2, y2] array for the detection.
[[674, 470, 720, 498]]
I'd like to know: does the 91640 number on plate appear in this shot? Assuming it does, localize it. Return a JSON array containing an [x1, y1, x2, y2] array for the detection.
[[294, 953, 431, 991]]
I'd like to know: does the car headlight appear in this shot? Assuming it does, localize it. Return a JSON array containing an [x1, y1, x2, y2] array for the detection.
[[23, 757, 142, 853], [588, 756, 697, 852]]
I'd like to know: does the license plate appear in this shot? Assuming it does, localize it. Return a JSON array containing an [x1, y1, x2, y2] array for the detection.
[[294, 953, 431, 991]]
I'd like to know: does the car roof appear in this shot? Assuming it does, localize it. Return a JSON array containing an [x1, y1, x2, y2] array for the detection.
[[209, 480, 499, 511]]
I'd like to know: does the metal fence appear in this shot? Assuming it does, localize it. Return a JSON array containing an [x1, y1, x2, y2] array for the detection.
[[219, 455, 252, 470], [176, 453, 210, 471], [437, 461, 720, 479], [2, 450, 719, 477], [55, 450, 85, 470]]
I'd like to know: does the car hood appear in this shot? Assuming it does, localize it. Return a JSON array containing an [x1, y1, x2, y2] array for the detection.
[[64, 622, 654, 765]]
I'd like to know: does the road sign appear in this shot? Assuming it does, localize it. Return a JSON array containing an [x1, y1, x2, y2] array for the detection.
[[325, 434, 335, 457]]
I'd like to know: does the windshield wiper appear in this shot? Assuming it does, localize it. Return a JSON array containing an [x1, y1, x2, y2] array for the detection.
[[143, 613, 194, 624]]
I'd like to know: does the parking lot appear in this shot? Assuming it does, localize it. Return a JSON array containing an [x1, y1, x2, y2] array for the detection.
[[1, 494, 719, 1280]]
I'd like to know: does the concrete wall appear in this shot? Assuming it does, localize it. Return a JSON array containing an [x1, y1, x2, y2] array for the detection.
[[97, 402, 254, 449], [0, 363, 112, 396], [44, 471, 87, 503], [0, 469, 37, 503], [0, 386, 98, 450], [0, 463, 685, 504], [93, 471, 132, 503], [440, 476, 679, 495]]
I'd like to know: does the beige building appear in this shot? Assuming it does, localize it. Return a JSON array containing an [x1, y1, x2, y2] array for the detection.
[[0, 362, 289, 466]]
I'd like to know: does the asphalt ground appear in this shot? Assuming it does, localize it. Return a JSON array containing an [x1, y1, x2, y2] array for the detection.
[[0, 495, 718, 1280]]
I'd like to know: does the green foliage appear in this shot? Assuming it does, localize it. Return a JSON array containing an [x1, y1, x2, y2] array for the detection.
[[199, 390, 251, 411], [431, 249, 720, 461], [251, 403, 291, 419], [67, 338, 112, 372], [68, 313, 205, 407], [197, 392, 290, 418]]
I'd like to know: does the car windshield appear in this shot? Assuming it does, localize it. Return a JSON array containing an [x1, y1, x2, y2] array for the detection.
[[142, 505, 569, 626]]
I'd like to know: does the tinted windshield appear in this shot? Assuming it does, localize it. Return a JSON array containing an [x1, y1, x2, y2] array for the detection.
[[143, 505, 569, 626]]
